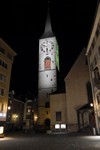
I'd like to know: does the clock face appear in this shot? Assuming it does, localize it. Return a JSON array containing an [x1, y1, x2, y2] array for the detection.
[[40, 39, 54, 54]]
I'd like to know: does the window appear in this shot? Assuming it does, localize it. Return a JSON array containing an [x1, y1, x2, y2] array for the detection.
[[0, 88, 4, 96], [46, 48, 48, 55], [27, 108, 31, 113], [93, 67, 100, 80], [97, 93, 100, 104], [7, 52, 13, 61], [0, 102, 3, 111], [0, 59, 8, 69], [90, 63, 93, 71], [0, 47, 5, 54], [0, 73, 6, 82], [96, 23, 100, 38], [44, 57, 51, 70], [56, 111, 62, 121], [98, 46, 100, 55], [45, 102, 50, 108]]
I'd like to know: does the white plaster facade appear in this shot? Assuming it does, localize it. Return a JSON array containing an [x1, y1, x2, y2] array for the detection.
[[86, 1, 100, 134]]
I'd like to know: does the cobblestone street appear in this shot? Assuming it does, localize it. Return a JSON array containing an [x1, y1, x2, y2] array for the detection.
[[0, 132, 100, 150]]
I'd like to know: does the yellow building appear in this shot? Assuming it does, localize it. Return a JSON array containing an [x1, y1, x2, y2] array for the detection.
[[86, 1, 100, 134], [0, 38, 17, 136], [50, 93, 67, 132]]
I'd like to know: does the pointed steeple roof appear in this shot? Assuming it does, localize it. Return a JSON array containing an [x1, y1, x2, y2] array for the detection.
[[40, 3, 54, 39]]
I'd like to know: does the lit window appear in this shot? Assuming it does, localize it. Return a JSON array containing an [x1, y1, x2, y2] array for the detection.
[[27, 109, 31, 113]]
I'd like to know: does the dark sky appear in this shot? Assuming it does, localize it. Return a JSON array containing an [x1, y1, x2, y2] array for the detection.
[[0, 0, 98, 97]]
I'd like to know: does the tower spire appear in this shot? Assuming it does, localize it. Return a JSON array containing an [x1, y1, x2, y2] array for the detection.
[[41, 1, 54, 38]]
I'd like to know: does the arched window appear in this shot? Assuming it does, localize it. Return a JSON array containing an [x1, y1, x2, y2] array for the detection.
[[44, 57, 51, 70]]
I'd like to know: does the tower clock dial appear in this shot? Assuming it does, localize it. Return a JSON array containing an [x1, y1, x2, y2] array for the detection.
[[40, 39, 54, 54]]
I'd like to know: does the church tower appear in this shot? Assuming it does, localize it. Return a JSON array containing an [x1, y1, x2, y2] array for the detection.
[[38, 5, 59, 128]]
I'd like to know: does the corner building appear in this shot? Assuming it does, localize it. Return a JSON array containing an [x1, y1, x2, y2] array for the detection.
[[0, 38, 17, 135]]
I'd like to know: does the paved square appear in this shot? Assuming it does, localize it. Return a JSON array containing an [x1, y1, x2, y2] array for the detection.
[[0, 132, 100, 150]]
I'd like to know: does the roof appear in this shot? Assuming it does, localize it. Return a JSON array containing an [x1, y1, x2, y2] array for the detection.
[[77, 103, 93, 112], [40, 6, 54, 39]]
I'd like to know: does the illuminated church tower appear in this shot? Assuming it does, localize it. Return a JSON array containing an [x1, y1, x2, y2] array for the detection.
[[38, 6, 59, 127]]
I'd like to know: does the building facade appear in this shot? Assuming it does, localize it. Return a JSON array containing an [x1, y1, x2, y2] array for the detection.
[[50, 93, 67, 132], [0, 38, 17, 136], [64, 49, 90, 132], [38, 8, 59, 128], [86, 1, 100, 134], [23, 99, 38, 131], [6, 91, 24, 131]]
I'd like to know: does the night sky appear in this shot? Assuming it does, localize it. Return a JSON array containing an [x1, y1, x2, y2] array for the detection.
[[0, 0, 98, 97]]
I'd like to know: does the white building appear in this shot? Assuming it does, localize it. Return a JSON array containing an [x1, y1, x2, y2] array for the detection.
[[86, 1, 100, 134]]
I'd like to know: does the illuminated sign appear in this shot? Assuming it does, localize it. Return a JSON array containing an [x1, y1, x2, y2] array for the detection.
[[55, 124, 60, 129], [61, 124, 66, 129], [0, 126, 4, 134]]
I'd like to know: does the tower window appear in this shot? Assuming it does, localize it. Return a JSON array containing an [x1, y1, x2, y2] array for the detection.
[[46, 48, 48, 55], [44, 57, 51, 70]]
